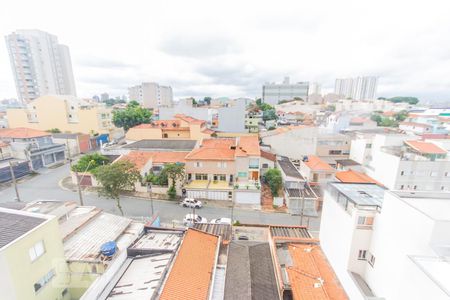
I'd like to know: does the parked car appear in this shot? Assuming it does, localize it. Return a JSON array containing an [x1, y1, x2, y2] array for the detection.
[[183, 214, 207, 226], [180, 198, 202, 208], [210, 217, 232, 225]]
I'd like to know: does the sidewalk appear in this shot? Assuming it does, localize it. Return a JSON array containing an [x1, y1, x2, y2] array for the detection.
[[59, 176, 273, 211]]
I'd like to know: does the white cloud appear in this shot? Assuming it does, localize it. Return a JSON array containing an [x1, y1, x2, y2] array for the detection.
[[0, 0, 450, 102]]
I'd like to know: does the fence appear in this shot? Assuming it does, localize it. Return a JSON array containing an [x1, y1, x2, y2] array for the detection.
[[0, 161, 31, 183]]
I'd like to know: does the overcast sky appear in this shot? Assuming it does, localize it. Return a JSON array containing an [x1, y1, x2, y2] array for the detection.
[[1, 0, 450, 103]]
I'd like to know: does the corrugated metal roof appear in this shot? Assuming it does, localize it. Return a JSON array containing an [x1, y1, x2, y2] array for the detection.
[[106, 253, 173, 300], [193, 223, 232, 242], [270, 225, 312, 239], [224, 241, 279, 300], [63, 212, 131, 262], [0, 210, 46, 249], [277, 157, 304, 180]]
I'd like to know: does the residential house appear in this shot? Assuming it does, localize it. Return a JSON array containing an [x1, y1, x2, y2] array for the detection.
[[269, 225, 349, 300], [277, 157, 318, 215], [399, 121, 433, 135], [118, 150, 189, 193], [320, 183, 450, 300], [364, 134, 450, 191], [335, 169, 379, 185], [20, 200, 143, 299], [299, 155, 336, 186], [184, 136, 262, 205], [159, 98, 247, 133], [0, 207, 70, 300], [6, 95, 123, 139], [261, 126, 350, 164], [260, 149, 276, 175], [52, 133, 92, 157], [125, 114, 213, 142], [101, 139, 198, 156], [0, 127, 65, 170], [245, 111, 262, 133]]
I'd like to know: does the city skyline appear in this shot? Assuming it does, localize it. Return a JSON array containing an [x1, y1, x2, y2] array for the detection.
[[1, 0, 450, 103]]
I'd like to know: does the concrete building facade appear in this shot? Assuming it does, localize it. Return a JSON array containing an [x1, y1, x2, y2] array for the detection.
[[262, 77, 309, 105], [128, 82, 173, 109], [5, 30, 76, 103], [334, 76, 378, 100]]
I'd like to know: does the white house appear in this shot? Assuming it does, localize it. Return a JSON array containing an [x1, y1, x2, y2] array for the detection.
[[320, 183, 450, 300], [363, 134, 450, 191]]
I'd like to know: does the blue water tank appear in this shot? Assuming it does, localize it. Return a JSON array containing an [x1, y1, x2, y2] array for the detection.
[[100, 241, 117, 257]]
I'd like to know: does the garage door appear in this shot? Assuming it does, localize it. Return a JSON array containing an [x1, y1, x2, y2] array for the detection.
[[207, 191, 229, 201], [235, 190, 261, 204], [187, 190, 207, 199]]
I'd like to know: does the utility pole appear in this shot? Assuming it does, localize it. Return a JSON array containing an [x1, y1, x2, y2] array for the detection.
[[9, 161, 21, 202], [147, 183, 154, 216], [67, 143, 84, 206], [300, 188, 305, 226]]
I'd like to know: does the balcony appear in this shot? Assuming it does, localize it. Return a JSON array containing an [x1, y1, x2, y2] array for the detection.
[[234, 179, 261, 190]]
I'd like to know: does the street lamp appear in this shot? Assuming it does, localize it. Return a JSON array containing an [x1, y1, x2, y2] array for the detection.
[[147, 183, 154, 216]]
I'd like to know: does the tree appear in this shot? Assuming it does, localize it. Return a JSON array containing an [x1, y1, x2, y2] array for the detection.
[[325, 104, 336, 112], [387, 97, 419, 105], [92, 161, 141, 215], [47, 128, 61, 133], [394, 110, 408, 122], [370, 114, 383, 125], [263, 109, 278, 121], [203, 97, 212, 105], [264, 168, 282, 197], [71, 153, 109, 172], [112, 101, 152, 131], [160, 163, 184, 192]]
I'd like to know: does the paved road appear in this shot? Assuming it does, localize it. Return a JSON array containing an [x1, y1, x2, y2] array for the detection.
[[0, 163, 320, 231]]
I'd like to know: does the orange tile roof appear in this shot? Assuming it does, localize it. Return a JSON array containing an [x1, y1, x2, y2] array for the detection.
[[185, 137, 261, 160], [174, 114, 206, 125], [404, 140, 447, 155], [119, 151, 188, 170], [304, 155, 335, 172], [202, 128, 215, 135], [287, 244, 348, 300], [237, 136, 260, 156], [160, 229, 219, 300], [132, 120, 184, 129], [0, 127, 50, 139], [335, 170, 379, 184], [0, 141, 9, 148]]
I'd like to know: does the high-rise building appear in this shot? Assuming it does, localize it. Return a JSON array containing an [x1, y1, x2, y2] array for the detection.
[[334, 76, 378, 100], [128, 82, 173, 109], [100, 92, 109, 101], [5, 29, 77, 103], [262, 77, 309, 105]]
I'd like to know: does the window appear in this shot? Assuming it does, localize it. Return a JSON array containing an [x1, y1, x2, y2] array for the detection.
[[34, 269, 55, 293], [357, 216, 374, 226], [358, 250, 367, 260], [29, 241, 45, 262], [195, 173, 208, 180], [217, 161, 227, 168], [369, 254, 376, 267], [413, 185, 417, 190], [195, 162, 202, 168], [400, 171, 405, 176], [400, 185, 404, 190], [213, 174, 226, 181], [262, 163, 269, 168], [238, 172, 247, 178], [329, 150, 342, 155], [445, 172, 449, 177]]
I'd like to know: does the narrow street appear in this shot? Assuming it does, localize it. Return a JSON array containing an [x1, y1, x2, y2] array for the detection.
[[0, 163, 320, 231]]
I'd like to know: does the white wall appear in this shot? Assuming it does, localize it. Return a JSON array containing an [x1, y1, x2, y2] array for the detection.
[[364, 192, 449, 300], [319, 189, 366, 300]]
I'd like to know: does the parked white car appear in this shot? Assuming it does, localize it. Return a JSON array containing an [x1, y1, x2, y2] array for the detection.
[[183, 214, 207, 226], [180, 198, 202, 208], [210, 217, 232, 225]]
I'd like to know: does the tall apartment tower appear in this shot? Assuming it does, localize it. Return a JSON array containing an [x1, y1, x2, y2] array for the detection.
[[262, 76, 309, 105], [335, 76, 378, 100], [128, 82, 173, 109], [5, 30, 77, 103]]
